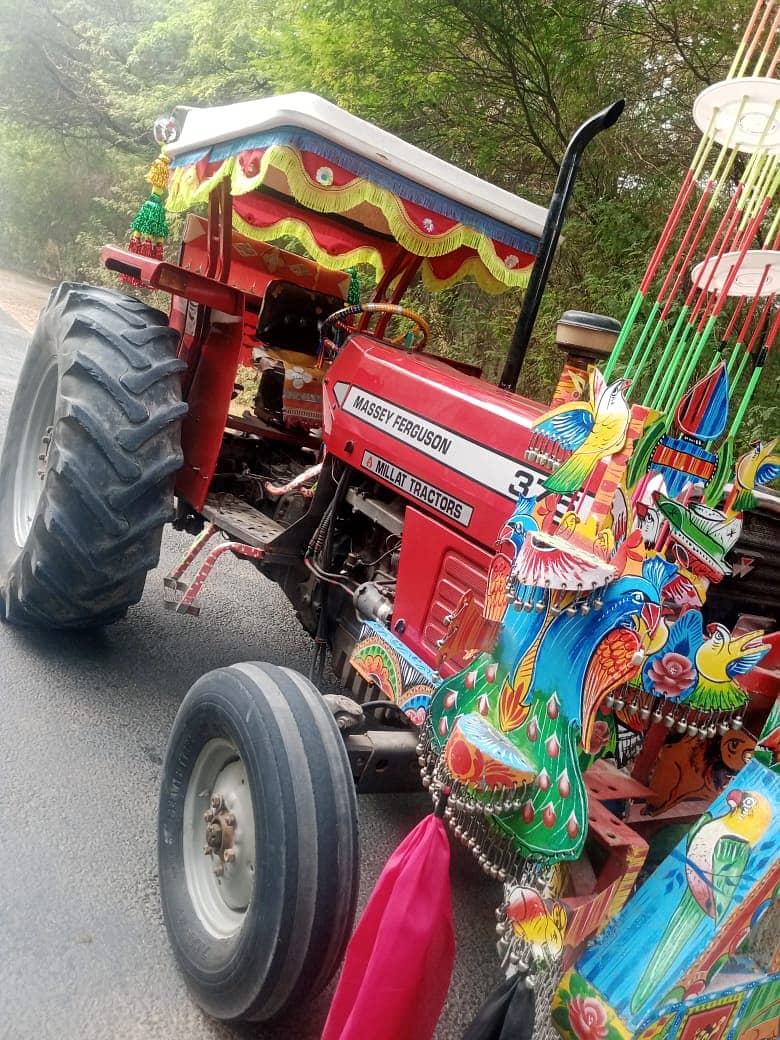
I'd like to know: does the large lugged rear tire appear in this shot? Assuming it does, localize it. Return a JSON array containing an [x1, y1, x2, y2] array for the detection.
[[158, 663, 360, 1023], [0, 282, 186, 627]]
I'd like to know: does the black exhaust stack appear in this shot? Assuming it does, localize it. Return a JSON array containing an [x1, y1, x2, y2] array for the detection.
[[499, 99, 625, 392]]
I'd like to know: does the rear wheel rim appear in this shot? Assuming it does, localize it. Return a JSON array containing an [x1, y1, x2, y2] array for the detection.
[[183, 737, 256, 940], [12, 359, 57, 548]]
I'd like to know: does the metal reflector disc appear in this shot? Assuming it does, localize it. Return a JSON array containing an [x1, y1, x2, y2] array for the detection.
[[690, 249, 780, 297], [693, 77, 780, 154]]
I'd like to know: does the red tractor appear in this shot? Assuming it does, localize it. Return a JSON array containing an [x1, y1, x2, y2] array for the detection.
[[0, 93, 776, 1026]]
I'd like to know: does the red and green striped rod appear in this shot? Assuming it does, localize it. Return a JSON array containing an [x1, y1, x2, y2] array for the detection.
[[647, 139, 780, 411], [604, 0, 775, 382], [731, 290, 776, 391], [731, 0, 775, 78], [727, 303, 780, 439], [619, 110, 748, 389], [602, 135, 714, 381], [646, 179, 750, 410], [658, 186, 776, 414]]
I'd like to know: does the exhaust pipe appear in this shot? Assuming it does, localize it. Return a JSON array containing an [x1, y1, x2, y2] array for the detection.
[[499, 99, 625, 392]]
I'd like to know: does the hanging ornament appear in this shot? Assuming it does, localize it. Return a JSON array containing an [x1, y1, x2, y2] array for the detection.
[[120, 128, 174, 287], [321, 788, 455, 1040], [347, 267, 361, 305]]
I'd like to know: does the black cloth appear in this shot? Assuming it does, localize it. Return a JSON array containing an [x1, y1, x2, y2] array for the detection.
[[462, 974, 535, 1040]]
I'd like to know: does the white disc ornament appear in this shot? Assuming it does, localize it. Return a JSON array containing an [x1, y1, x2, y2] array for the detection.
[[693, 77, 780, 154], [690, 250, 780, 297]]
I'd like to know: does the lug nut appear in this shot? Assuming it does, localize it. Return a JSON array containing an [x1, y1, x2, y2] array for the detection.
[[211, 794, 222, 809], [223, 848, 236, 863], [224, 813, 236, 827]]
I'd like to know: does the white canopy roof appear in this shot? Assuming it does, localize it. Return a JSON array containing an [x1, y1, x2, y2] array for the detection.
[[168, 92, 548, 240]]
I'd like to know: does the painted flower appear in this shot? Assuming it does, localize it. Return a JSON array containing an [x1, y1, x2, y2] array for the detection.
[[288, 366, 312, 389], [316, 165, 334, 186], [568, 995, 609, 1040], [422, 217, 435, 233], [504, 254, 520, 269], [589, 720, 610, 754], [406, 707, 427, 727], [647, 652, 696, 698]]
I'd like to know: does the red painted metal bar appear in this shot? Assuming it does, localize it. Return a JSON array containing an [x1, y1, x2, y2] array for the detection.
[[164, 522, 219, 592], [206, 179, 232, 283], [175, 541, 267, 616], [101, 245, 243, 314], [677, 185, 744, 323]]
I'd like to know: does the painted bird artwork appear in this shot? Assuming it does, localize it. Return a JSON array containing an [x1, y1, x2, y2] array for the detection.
[[643, 611, 769, 712], [532, 369, 632, 495], [631, 788, 772, 1014], [725, 437, 780, 515], [504, 886, 568, 965]]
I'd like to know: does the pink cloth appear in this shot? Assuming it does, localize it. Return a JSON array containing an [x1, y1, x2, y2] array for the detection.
[[321, 813, 455, 1040]]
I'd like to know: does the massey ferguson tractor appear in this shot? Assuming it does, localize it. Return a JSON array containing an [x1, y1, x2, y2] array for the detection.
[[1, 86, 779, 1037]]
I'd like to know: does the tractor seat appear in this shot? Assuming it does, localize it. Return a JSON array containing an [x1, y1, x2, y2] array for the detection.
[[256, 279, 344, 357]]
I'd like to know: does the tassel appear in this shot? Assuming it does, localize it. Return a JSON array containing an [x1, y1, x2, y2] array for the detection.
[[121, 151, 171, 287], [347, 267, 361, 305]]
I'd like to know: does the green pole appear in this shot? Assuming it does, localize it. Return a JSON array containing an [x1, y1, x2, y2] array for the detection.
[[622, 302, 661, 381], [648, 311, 694, 408], [728, 364, 763, 439], [603, 291, 644, 380]]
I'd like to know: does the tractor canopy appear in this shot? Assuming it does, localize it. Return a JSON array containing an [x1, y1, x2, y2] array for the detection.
[[165, 92, 547, 294]]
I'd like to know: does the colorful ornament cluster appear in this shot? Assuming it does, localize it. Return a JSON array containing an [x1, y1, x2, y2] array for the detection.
[[419, 0, 780, 1005]]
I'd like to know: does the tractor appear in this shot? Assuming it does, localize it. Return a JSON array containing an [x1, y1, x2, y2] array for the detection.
[[1, 89, 778, 1034]]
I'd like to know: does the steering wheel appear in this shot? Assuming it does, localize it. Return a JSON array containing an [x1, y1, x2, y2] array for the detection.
[[320, 302, 429, 352]]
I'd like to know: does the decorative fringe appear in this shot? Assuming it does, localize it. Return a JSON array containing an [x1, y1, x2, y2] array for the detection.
[[168, 144, 534, 291], [231, 210, 526, 295], [120, 151, 171, 288]]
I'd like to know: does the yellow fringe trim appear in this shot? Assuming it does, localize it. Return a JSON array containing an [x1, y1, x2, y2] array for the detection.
[[168, 147, 534, 291], [231, 210, 387, 272]]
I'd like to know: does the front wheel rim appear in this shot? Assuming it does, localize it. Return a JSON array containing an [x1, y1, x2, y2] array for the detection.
[[182, 737, 256, 940]]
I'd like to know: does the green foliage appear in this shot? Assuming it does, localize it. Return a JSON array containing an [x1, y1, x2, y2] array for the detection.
[[0, 0, 775, 444]]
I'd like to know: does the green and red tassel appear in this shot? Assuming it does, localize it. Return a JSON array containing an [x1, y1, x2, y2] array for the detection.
[[121, 151, 171, 287]]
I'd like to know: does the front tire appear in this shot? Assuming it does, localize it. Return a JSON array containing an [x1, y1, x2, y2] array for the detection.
[[158, 663, 360, 1023], [0, 282, 186, 627]]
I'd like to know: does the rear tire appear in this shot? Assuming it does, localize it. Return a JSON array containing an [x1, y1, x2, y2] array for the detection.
[[158, 662, 360, 1023], [0, 282, 186, 627]]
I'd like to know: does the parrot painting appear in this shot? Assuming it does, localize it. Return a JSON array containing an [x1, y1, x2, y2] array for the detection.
[[725, 437, 780, 515], [631, 788, 772, 1014], [694, 622, 770, 710], [642, 611, 769, 712], [532, 372, 632, 495], [495, 494, 539, 556]]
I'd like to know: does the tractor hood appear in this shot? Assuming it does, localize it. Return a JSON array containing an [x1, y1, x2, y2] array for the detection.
[[323, 335, 548, 547]]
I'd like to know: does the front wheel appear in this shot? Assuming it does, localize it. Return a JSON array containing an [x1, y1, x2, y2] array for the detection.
[[158, 662, 360, 1023]]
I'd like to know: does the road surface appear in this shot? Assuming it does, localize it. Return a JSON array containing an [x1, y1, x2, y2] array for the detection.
[[0, 299, 500, 1039]]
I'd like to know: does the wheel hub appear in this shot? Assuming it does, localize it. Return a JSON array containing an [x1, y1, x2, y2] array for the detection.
[[182, 738, 256, 938], [36, 426, 53, 481], [202, 793, 238, 875]]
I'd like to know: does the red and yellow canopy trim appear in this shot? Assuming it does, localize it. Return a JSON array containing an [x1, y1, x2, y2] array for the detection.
[[167, 129, 539, 293]]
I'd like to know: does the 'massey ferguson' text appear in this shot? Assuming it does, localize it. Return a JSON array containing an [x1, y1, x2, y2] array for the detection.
[[351, 394, 452, 455]]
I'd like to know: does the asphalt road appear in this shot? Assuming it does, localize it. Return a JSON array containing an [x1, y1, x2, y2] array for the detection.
[[0, 304, 499, 1040]]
